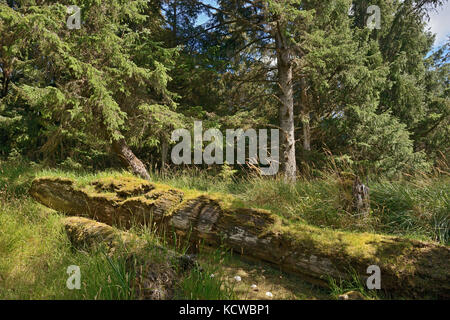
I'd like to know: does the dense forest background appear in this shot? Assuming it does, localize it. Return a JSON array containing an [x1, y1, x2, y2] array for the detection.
[[0, 0, 448, 181]]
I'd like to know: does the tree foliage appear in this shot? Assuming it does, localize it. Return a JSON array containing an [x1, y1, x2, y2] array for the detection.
[[0, 0, 448, 178]]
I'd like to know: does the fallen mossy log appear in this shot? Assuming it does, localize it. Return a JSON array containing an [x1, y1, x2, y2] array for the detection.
[[62, 216, 196, 299], [63, 215, 141, 252], [31, 176, 450, 298]]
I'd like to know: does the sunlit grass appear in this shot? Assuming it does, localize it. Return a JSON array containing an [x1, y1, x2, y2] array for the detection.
[[0, 196, 137, 299]]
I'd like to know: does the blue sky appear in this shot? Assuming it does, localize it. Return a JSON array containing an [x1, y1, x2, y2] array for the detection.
[[196, 1, 449, 47]]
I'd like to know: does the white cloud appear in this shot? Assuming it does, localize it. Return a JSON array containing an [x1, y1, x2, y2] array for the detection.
[[427, 2, 450, 46]]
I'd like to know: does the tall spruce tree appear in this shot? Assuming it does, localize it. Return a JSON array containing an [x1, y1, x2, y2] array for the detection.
[[199, 0, 323, 182], [0, 0, 179, 178]]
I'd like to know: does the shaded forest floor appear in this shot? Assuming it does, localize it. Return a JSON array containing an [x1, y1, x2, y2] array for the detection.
[[0, 160, 448, 299]]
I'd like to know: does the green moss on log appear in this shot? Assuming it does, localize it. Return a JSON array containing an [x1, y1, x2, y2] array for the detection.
[[30, 175, 450, 298]]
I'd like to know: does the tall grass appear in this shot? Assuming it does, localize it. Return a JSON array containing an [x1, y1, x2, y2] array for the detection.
[[143, 166, 449, 244], [0, 197, 137, 299], [371, 179, 449, 244], [327, 269, 382, 300]]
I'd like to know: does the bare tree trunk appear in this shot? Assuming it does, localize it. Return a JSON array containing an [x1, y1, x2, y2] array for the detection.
[[299, 78, 311, 151], [171, 1, 178, 46], [301, 112, 311, 151], [112, 137, 150, 180], [275, 23, 297, 183]]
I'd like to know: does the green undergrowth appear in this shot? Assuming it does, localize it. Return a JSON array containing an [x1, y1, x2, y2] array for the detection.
[[0, 196, 134, 299], [327, 269, 382, 300], [0, 159, 448, 299]]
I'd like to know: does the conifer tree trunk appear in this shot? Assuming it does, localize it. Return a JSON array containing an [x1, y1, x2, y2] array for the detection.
[[302, 113, 311, 151], [99, 113, 151, 180], [112, 137, 150, 180], [300, 78, 311, 151], [275, 23, 297, 183]]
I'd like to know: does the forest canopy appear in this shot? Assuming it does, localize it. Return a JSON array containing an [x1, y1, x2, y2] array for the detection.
[[0, 0, 448, 180]]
